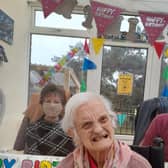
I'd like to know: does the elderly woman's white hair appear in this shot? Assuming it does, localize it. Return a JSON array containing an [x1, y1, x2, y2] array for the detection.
[[61, 92, 117, 133]]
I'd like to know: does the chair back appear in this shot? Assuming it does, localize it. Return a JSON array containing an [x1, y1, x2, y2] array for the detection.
[[130, 137, 164, 168]]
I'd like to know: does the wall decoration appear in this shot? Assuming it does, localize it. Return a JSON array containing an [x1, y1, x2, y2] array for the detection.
[[139, 11, 168, 45], [0, 9, 14, 45]]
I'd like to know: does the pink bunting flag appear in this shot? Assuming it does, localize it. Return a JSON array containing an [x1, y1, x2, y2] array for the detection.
[[139, 11, 168, 45], [40, 0, 63, 18], [91, 1, 123, 36], [84, 39, 90, 54], [154, 41, 165, 59]]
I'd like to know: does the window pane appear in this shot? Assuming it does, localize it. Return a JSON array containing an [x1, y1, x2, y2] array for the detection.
[[100, 46, 147, 135], [35, 10, 86, 30], [30, 34, 86, 95]]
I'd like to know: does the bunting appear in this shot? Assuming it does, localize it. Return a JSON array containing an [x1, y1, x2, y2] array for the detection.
[[154, 41, 165, 59], [40, 0, 63, 18], [82, 57, 97, 71], [91, 1, 122, 36], [91, 38, 105, 55], [139, 11, 168, 45]]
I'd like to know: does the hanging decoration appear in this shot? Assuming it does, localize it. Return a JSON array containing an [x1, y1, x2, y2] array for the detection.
[[117, 113, 127, 127], [40, 0, 64, 18], [91, 38, 105, 55], [162, 66, 168, 80], [161, 85, 168, 97], [164, 47, 168, 57], [153, 41, 165, 59], [39, 46, 80, 87], [161, 62, 168, 97], [82, 5, 93, 29], [80, 79, 87, 92], [82, 57, 97, 71], [54, 0, 77, 19], [139, 11, 168, 45], [91, 1, 123, 36], [83, 38, 90, 54]]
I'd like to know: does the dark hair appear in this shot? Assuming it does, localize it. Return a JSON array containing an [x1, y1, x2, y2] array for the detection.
[[39, 83, 66, 107]]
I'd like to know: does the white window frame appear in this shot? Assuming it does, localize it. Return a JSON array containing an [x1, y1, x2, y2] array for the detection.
[[28, 2, 162, 141]]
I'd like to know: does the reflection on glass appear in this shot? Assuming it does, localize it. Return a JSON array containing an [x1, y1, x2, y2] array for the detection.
[[100, 46, 147, 135], [30, 34, 87, 97]]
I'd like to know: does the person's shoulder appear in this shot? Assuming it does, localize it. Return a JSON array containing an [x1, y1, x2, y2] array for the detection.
[[156, 113, 168, 120], [127, 151, 152, 168], [56, 153, 74, 168]]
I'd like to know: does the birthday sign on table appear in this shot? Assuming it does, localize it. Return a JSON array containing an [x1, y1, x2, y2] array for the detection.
[[0, 153, 63, 168]]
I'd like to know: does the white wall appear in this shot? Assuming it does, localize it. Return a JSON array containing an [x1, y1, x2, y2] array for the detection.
[[0, 0, 30, 150]]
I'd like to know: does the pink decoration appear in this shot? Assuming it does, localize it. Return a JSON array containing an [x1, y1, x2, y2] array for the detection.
[[40, 0, 63, 18], [91, 1, 123, 36], [140, 11, 168, 45]]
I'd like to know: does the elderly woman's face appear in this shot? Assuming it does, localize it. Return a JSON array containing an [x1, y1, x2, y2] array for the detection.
[[74, 99, 114, 152]]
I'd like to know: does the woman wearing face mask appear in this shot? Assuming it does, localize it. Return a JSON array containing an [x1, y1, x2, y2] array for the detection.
[[13, 83, 75, 156]]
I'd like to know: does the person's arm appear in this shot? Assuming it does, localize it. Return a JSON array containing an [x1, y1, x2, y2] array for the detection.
[[140, 117, 157, 146], [13, 117, 29, 150]]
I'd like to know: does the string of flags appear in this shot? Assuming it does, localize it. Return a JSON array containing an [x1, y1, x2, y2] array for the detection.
[[38, 38, 103, 89], [39, 0, 168, 95]]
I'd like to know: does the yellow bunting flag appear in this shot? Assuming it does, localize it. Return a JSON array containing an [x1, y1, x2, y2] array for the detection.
[[92, 38, 104, 55], [164, 48, 168, 58]]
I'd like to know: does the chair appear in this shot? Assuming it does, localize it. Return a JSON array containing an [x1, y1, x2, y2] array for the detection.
[[133, 97, 168, 145], [130, 137, 164, 168]]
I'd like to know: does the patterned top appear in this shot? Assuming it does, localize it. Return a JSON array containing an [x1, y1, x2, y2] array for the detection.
[[25, 116, 75, 156]]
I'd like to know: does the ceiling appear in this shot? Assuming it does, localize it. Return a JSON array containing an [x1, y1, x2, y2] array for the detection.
[[78, 0, 168, 14]]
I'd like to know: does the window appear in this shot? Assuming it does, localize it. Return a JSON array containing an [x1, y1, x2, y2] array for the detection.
[[29, 8, 87, 97], [100, 45, 148, 135]]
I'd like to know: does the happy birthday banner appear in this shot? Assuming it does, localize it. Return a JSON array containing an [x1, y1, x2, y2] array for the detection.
[[139, 11, 168, 45], [91, 1, 123, 36]]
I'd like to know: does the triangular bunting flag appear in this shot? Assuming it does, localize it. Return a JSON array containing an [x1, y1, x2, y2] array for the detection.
[[117, 113, 127, 127], [92, 38, 104, 55], [82, 57, 97, 71], [164, 47, 168, 58], [84, 39, 90, 54], [80, 79, 87, 92], [161, 85, 168, 97], [40, 0, 64, 18], [163, 66, 168, 80], [91, 1, 123, 36], [154, 41, 165, 59], [139, 11, 168, 45]]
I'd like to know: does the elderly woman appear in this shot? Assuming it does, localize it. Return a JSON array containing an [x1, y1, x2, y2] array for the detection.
[[57, 92, 151, 168]]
